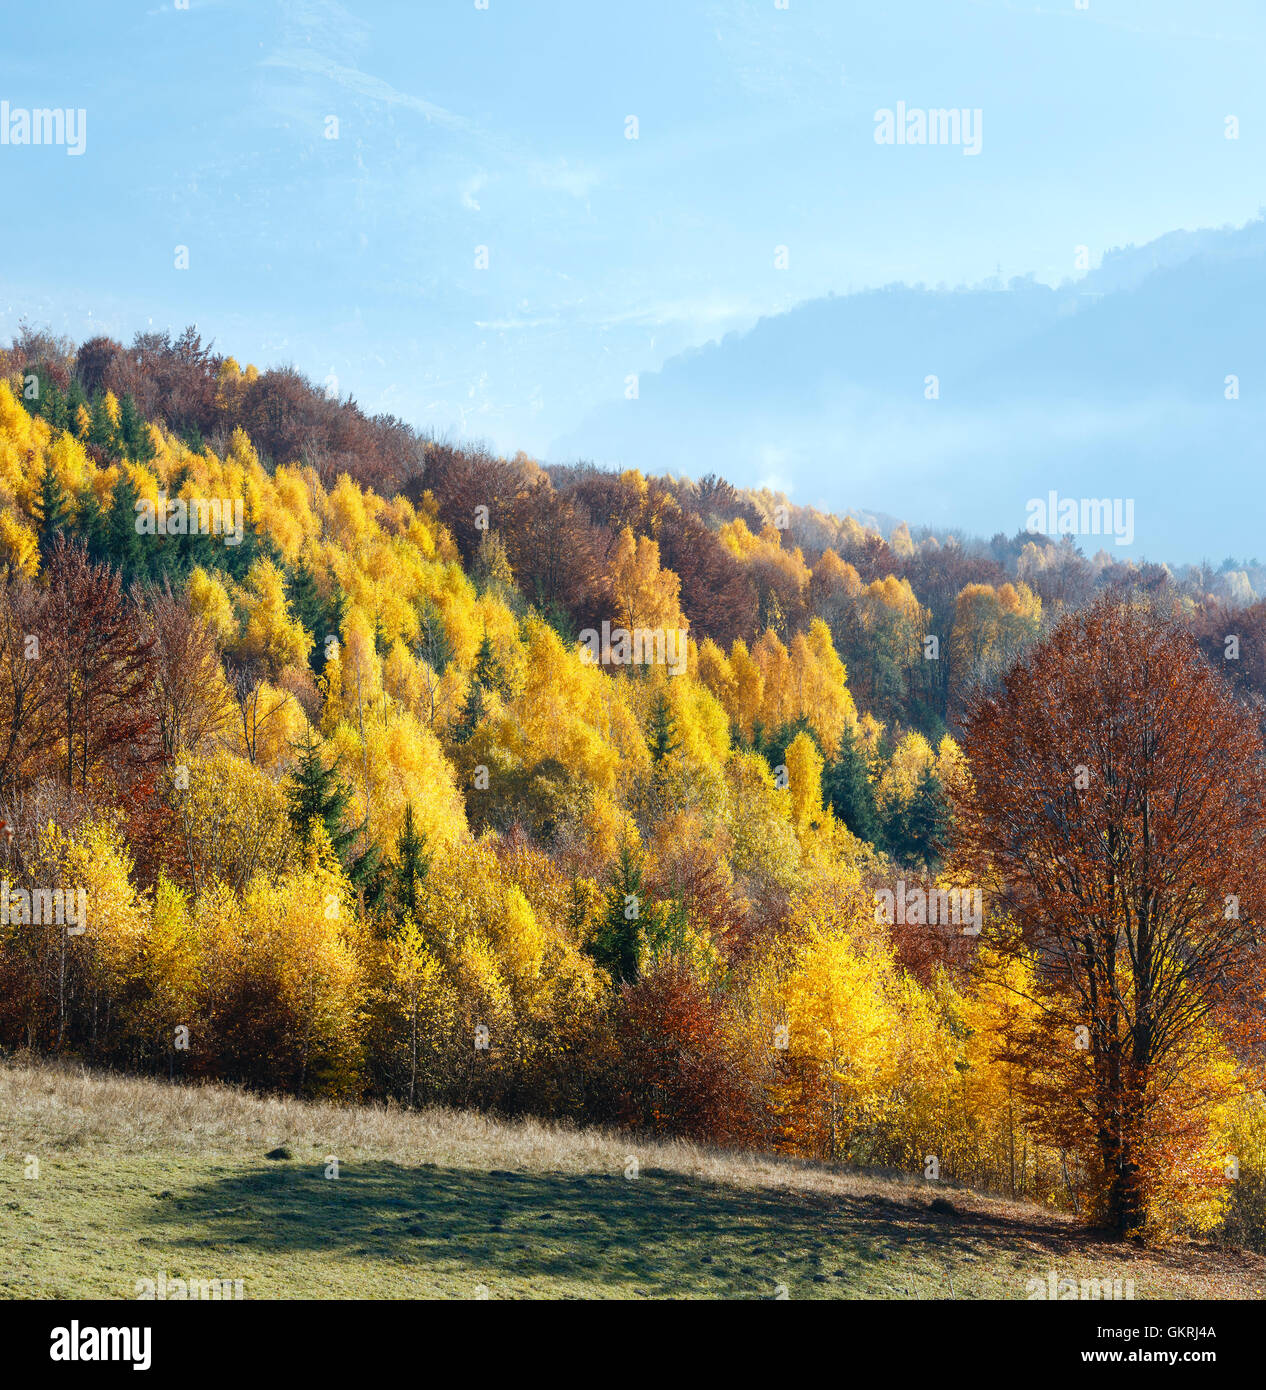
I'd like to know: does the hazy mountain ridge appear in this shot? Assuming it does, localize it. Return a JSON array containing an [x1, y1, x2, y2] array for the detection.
[[555, 217, 1266, 563]]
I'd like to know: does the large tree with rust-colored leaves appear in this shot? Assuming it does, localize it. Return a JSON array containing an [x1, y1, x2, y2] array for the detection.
[[956, 596, 1266, 1239]]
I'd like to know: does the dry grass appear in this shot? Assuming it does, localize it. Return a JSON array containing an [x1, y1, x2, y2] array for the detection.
[[2, 1055, 1263, 1300], [0, 1053, 927, 1196]]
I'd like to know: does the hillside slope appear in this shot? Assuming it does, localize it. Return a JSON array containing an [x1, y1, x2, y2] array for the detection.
[[1, 1059, 1259, 1301]]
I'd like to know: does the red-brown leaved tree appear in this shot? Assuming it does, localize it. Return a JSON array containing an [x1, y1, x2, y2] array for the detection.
[[956, 596, 1266, 1238]]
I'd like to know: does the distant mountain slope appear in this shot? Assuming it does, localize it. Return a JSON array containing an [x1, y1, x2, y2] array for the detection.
[[554, 218, 1266, 563]]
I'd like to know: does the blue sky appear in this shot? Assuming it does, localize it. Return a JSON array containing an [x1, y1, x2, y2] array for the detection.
[[2, 0, 1263, 466]]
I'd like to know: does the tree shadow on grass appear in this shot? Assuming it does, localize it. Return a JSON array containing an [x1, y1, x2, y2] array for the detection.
[[137, 1158, 1094, 1298]]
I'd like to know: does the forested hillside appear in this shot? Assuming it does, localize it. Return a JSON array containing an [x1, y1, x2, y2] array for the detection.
[[2, 322, 1265, 1248]]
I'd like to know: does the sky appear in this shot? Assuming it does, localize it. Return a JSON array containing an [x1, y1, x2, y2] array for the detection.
[[1, 0, 1263, 470]]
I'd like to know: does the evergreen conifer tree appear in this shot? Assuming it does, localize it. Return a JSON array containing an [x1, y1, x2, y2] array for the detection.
[[88, 392, 115, 451], [904, 764, 951, 873], [72, 482, 109, 564], [591, 840, 646, 984], [386, 802, 430, 923], [286, 727, 380, 890], [106, 470, 147, 581], [823, 724, 879, 844], [287, 728, 361, 860], [286, 555, 345, 674], [34, 465, 72, 564], [117, 394, 154, 461], [646, 690, 681, 763], [451, 631, 503, 743]]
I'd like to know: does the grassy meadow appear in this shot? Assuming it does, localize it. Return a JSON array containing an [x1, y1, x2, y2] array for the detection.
[[1, 1057, 1260, 1301]]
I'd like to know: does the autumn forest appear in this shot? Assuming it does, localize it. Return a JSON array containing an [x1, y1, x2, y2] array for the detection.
[[2, 321, 1266, 1252]]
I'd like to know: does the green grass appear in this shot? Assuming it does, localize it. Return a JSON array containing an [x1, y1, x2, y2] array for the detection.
[[1, 1057, 1262, 1299]]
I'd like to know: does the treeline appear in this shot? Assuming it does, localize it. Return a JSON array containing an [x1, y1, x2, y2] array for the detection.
[[1, 321, 421, 495], [9, 321, 1263, 747]]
